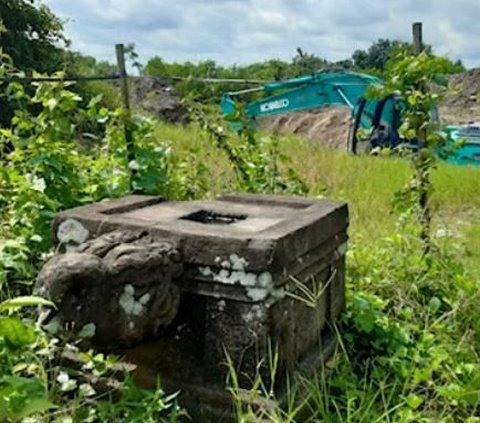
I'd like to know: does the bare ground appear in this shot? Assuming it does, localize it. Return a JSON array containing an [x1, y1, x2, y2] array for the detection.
[[261, 106, 352, 149]]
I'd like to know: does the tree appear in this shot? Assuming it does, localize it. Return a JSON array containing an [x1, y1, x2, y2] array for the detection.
[[353, 39, 411, 72], [292, 48, 329, 75], [352, 38, 464, 75], [0, 0, 68, 73]]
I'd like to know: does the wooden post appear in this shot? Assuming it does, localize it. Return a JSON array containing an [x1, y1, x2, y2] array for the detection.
[[412, 22, 423, 55], [412, 22, 431, 253], [115, 43, 136, 189]]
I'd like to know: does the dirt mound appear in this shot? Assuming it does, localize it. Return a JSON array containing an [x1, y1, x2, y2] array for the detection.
[[261, 106, 352, 149], [131, 77, 188, 124], [440, 69, 480, 124]]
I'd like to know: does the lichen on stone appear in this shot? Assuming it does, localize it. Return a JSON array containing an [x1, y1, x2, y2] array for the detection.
[[257, 272, 273, 287], [119, 284, 144, 316], [334, 242, 348, 259], [139, 293, 151, 305], [242, 304, 265, 323], [217, 300, 226, 312], [199, 256, 275, 301], [57, 219, 90, 250], [245, 287, 268, 301], [229, 254, 248, 270], [200, 266, 213, 277]]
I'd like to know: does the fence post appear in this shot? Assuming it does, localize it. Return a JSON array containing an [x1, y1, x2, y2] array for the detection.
[[411, 22, 431, 253], [412, 22, 423, 55], [115, 43, 136, 190]]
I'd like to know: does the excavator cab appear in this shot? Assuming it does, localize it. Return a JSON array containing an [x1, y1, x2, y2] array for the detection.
[[350, 95, 405, 153]]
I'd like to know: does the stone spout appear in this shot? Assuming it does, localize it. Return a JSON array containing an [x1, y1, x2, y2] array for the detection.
[[34, 230, 183, 348]]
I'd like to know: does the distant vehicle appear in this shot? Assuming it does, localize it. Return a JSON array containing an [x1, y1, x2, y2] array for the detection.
[[443, 122, 480, 165], [221, 70, 480, 166]]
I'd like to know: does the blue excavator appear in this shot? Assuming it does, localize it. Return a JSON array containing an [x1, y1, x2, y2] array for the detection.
[[221, 71, 480, 166]]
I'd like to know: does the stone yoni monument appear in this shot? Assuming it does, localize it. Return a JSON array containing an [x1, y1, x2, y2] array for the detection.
[[35, 194, 348, 418]]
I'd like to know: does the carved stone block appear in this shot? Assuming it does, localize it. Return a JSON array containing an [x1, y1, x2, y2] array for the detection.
[[37, 194, 348, 419]]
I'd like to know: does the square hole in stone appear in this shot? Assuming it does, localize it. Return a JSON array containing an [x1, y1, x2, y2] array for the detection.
[[180, 209, 247, 225]]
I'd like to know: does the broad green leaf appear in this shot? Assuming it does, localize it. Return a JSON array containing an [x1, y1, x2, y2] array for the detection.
[[0, 376, 55, 420], [0, 317, 37, 347]]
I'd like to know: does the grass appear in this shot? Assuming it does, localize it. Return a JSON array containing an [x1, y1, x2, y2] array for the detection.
[[153, 120, 480, 274]]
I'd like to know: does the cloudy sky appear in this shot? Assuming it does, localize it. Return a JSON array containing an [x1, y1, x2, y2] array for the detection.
[[42, 0, 480, 69]]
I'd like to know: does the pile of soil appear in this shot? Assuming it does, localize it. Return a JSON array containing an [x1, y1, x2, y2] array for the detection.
[[131, 77, 188, 124], [440, 69, 480, 124], [261, 106, 352, 150]]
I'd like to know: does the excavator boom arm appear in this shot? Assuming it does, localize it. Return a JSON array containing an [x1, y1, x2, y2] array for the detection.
[[221, 71, 381, 124]]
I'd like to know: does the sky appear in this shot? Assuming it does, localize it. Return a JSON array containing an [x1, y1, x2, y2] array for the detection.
[[42, 0, 480, 69]]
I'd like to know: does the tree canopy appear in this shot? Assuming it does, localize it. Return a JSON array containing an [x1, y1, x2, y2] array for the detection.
[[352, 38, 465, 74], [0, 0, 67, 73]]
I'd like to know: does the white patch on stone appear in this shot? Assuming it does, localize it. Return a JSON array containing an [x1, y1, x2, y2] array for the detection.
[[199, 266, 213, 277], [57, 219, 89, 247], [217, 300, 226, 312], [221, 260, 232, 269], [334, 242, 348, 259], [271, 287, 286, 300], [257, 272, 273, 288], [242, 305, 264, 323], [246, 287, 268, 301], [139, 293, 151, 305], [78, 323, 96, 338], [119, 284, 144, 316], [201, 260, 276, 302], [217, 269, 257, 286], [245, 272, 276, 301], [217, 269, 231, 282], [230, 254, 248, 270], [128, 321, 135, 330], [133, 303, 143, 315]]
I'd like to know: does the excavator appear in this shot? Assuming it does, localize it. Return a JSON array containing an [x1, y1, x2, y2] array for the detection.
[[220, 71, 480, 166]]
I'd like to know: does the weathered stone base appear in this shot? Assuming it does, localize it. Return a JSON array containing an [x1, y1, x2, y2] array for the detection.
[[125, 329, 338, 422], [38, 194, 349, 420]]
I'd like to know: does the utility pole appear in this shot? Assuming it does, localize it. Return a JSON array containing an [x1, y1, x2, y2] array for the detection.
[[412, 22, 423, 55]]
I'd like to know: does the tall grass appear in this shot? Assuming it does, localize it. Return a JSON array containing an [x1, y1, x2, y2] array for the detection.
[[153, 121, 480, 273]]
